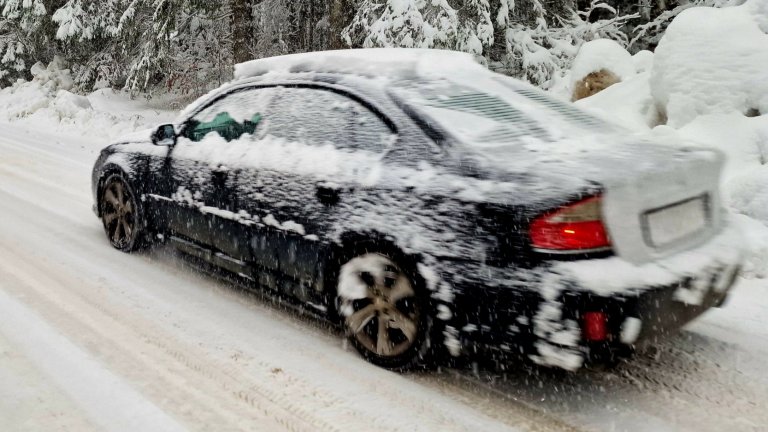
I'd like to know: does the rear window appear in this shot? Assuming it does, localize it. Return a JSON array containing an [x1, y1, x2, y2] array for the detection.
[[392, 78, 613, 149]]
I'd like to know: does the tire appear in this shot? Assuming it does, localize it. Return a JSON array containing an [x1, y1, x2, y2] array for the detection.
[[99, 174, 149, 253], [335, 246, 437, 370]]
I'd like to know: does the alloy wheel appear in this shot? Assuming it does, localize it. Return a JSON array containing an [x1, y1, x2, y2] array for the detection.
[[338, 253, 421, 358], [101, 178, 137, 249]]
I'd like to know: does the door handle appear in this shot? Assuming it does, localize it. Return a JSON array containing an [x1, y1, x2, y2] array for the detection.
[[212, 165, 230, 184], [212, 165, 229, 175], [316, 182, 342, 205]]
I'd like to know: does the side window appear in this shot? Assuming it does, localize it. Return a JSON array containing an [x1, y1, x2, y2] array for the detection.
[[183, 88, 275, 143], [348, 102, 394, 153], [265, 87, 394, 153]]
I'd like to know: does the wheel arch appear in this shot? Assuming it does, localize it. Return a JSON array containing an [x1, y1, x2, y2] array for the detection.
[[95, 164, 133, 217], [322, 230, 433, 317], [326, 229, 450, 369]]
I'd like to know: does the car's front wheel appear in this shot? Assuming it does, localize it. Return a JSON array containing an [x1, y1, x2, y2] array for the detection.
[[99, 174, 147, 252], [336, 251, 434, 370]]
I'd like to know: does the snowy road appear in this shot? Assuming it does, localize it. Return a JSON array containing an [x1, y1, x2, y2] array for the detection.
[[1, 122, 767, 432]]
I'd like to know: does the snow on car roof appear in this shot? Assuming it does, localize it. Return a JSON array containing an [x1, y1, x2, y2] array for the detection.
[[178, 49, 488, 125], [234, 48, 483, 81]]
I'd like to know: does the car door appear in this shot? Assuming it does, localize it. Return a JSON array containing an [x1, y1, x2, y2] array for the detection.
[[235, 85, 396, 291], [165, 88, 273, 255]]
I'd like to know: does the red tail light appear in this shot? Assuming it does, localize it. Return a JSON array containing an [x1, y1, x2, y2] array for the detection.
[[583, 311, 608, 342], [529, 196, 611, 252]]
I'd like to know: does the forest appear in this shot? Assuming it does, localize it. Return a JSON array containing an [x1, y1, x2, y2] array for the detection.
[[0, 0, 733, 95]]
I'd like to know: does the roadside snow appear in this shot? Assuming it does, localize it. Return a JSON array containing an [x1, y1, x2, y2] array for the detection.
[[574, 0, 768, 277], [651, 0, 768, 127], [575, 71, 657, 131], [0, 59, 174, 141]]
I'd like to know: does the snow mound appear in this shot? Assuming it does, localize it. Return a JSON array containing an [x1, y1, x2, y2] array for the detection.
[[570, 39, 635, 87], [729, 165, 768, 224], [651, 0, 768, 127], [732, 214, 768, 279], [677, 113, 768, 181], [29, 56, 75, 92], [51, 90, 93, 118], [576, 71, 658, 131], [0, 60, 174, 141], [631, 50, 654, 74], [568, 3, 768, 278]]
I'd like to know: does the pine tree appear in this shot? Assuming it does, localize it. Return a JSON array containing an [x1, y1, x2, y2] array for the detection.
[[0, 0, 741, 94], [0, 0, 62, 85], [231, 0, 254, 63], [329, 0, 354, 49], [343, 0, 494, 55]]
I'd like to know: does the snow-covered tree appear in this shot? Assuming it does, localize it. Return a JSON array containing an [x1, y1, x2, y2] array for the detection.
[[630, 0, 747, 50], [496, 0, 638, 88], [0, 0, 59, 85], [0, 0, 749, 94], [343, 0, 636, 89], [343, 0, 494, 56]]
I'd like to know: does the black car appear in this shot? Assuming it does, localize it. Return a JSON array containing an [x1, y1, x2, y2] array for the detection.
[[92, 49, 744, 371]]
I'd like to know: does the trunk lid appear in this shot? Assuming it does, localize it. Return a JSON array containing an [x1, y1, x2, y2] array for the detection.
[[458, 138, 724, 264]]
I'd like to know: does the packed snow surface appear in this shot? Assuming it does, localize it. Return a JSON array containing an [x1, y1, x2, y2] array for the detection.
[[1, 117, 766, 431]]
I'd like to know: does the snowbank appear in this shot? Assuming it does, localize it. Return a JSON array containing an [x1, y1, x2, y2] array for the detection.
[[651, 0, 768, 127], [568, 39, 656, 102], [731, 214, 768, 279], [631, 50, 654, 74], [575, 71, 657, 131], [0, 59, 174, 141], [676, 113, 768, 180], [573, 1, 768, 277]]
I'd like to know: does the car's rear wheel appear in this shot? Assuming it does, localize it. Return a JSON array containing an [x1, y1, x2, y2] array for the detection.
[[336, 251, 434, 370], [99, 174, 146, 252]]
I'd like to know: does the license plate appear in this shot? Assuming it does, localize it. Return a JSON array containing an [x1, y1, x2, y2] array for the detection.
[[644, 196, 709, 248]]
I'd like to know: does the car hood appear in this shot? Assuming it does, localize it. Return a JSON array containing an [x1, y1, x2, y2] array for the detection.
[[113, 128, 154, 145]]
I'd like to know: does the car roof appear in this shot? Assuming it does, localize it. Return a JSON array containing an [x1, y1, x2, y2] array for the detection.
[[233, 48, 480, 81], [177, 49, 490, 125]]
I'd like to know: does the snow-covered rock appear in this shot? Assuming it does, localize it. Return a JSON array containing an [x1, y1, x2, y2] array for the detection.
[[570, 39, 635, 85], [576, 71, 658, 131], [651, 0, 768, 127], [569, 39, 635, 101]]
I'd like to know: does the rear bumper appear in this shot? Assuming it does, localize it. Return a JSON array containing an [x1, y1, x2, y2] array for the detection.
[[433, 217, 745, 370]]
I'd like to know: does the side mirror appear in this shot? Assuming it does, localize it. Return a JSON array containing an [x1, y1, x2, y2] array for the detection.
[[152, 124, 177, 146]]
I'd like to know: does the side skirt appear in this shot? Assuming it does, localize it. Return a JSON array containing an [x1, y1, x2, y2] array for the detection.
[[167, 235, 330, 315]]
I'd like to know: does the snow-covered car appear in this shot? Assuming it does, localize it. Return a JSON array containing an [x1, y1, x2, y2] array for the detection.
[[91, 49, 744, 371]]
